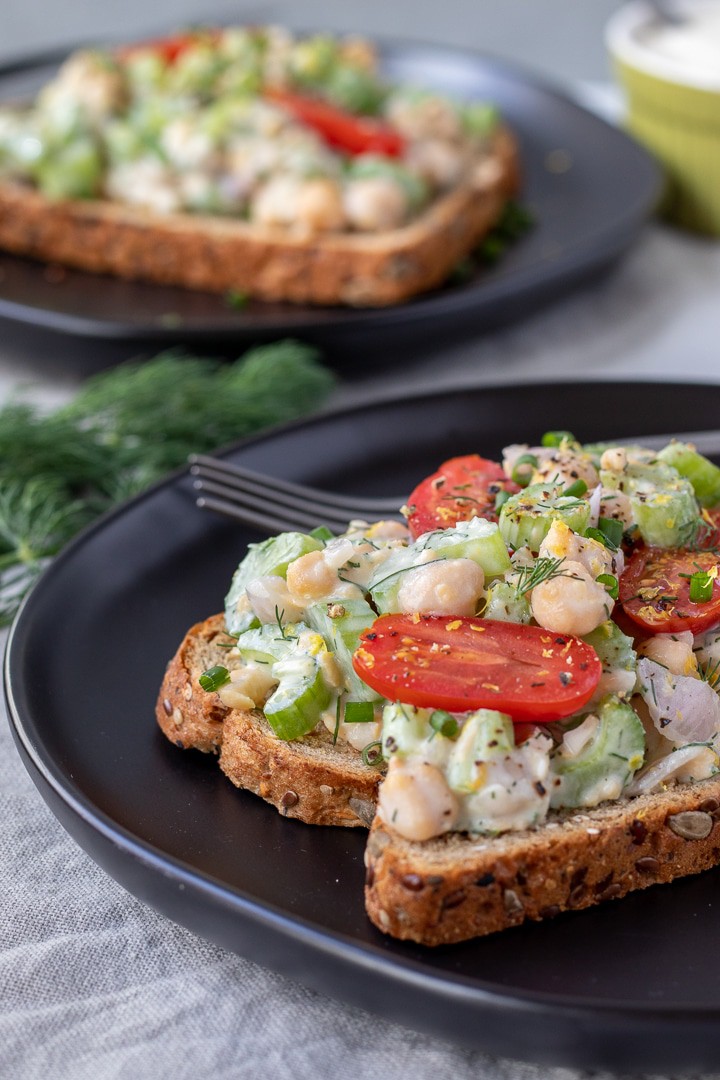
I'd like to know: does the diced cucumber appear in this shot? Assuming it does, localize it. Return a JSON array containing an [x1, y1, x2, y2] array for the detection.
[[35, 137, 102, 199], [306, 597, 381, 702], [483, 580, 532, 624], [657, 441, 720, 509], [629, 478, 699, 547], [224, 531, 323, 635], [549, 695, 645, 809], [498, 483, 591, 552], [582, 620, 637, 704], [446, 709, 514, 794], [381, 702, 435, 759], [263, 651, 333, 740], [598, 460, 678, 493], [234, 622, 310, 664]]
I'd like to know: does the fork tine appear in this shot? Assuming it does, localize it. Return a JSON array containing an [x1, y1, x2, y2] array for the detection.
[[189, 454, 403, 514], [195, 493, 330, 535], [193, 476, 356, 530]]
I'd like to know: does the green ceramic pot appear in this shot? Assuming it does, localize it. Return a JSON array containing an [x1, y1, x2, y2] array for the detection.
[[607, 2, 720, 235]]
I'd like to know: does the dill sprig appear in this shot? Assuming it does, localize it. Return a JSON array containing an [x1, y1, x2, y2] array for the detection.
[[0, 340, 334, 624], [514, 556, 570, 597]]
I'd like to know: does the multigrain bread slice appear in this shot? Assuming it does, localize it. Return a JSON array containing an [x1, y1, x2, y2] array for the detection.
[[156, 613, 382, 826], [364, 778, 720, 944], [0, 128, 519, 307]]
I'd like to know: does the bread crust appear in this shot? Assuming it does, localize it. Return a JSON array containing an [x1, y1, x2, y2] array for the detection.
[[156, 613, 382, 826], [0, 128, 519, 306], [365, 777, 720, 944]]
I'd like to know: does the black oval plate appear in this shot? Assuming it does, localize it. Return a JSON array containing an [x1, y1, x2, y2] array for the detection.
[[0, 41, 661, 350], [8, 380, 720, 1073]]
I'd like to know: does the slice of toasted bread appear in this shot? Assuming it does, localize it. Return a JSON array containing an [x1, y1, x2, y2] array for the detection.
[[156, 613, 382, 826], [364, 777, 720, 944], [0, 128, 519, 306]]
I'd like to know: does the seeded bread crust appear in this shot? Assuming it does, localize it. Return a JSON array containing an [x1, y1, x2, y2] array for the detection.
[[0, 128, 519, 306], [156, 613, 382, 826], [364, 777, 720, 945]]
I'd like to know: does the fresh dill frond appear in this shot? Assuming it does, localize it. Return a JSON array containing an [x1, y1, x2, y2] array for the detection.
[[0, 340, 334, 624], [514, 556, 569, 597], [700, 657, 720, 689]]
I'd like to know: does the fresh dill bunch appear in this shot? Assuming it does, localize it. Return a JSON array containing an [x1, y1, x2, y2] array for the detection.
[[0, 478, 91, 623], [0, 339, 335, 623], [60, 340, 334, 486]]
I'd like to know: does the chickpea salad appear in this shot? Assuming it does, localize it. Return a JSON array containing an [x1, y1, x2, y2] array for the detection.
[[202, 433, 720, 843], [0, 26, 503, 235]]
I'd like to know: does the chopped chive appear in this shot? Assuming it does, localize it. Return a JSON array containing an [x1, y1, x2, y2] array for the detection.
[[597, 573, 619, 601], [333, 695, 342, 745], [494, 489, 511, 512], [344, 701, 375, 724], [690, 570, 715, 604], [310, 525, 334, 541], [597, 516, 624, 548], [541, 430, 576, 448], [511, 453, 538, 488], [225, 288, 250, 310], [563, 479, 587, 499], [361, 740, 384, 767], [429, 710, 459, 738], [199, 665, 231, 692]]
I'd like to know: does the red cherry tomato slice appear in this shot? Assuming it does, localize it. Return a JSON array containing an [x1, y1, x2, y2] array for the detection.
[[118, 31, 220, 64], [265, 88, 405, 156], [619, 546, 720, 634], [352, 615, 602, 722], [405, 455, 520, 540]]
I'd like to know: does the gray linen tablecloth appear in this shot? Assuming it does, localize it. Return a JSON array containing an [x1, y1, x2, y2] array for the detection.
[[3, 2, 720, 1074]]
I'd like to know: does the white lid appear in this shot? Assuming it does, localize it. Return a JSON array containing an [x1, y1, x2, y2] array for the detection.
[[606, 0, 720, 91]]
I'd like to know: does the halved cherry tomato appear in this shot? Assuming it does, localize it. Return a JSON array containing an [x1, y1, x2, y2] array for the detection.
[[352, 615, 602, 722], [117, 31, 220, 65], [405, 455, 520, 540], [265, 88, 405, 156], [619, 546, 720, 634]]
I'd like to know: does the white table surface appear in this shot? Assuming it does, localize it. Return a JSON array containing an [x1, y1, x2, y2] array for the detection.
[[2, 4, 720, 1079]]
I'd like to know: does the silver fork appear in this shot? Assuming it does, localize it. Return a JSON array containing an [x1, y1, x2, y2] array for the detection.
[[190, 428, 720, 534], [189, 454, 405, 534]]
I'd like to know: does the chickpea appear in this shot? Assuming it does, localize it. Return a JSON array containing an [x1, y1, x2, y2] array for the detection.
[[396, 558, 485, 616], [530, 559, 610, 636], [344, 177, 408, 232], [378, 759, 459, 841], [638, 631, 698, 678], [286, 550, 338, 600]]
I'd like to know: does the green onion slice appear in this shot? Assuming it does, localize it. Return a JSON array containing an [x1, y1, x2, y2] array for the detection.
[[597, 516, 624, 548], [361, 740, 384, 767], [429, 710, 459, 739], [511, 454, 539, 488], [310, 525, 334, 541], [564, 479, 588, 499], [541, 430, 576, 448], [199, 665, 231, 693], [494, 489, 511, 512], [690, 570, 715, 604], [597, 573, 619, 601], [344, 700, 375, 724]]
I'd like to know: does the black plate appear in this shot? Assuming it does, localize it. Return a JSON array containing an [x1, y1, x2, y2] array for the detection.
[[9, 380, 720, 1073], [0, 42, 661, 350]]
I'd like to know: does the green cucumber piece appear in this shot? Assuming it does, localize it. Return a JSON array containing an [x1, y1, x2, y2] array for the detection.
[[549, 695, 645, 809], [235, 622, 312, 664], [224, 531, 323, 635], [657, 442, 720, 509], [381, 702, 435, 758], [445, 709, 514, 794], [35, 137, 102, 199], [306, 597, 381, 702], [263, 652, 332, 740], [498, 483, 591, 553], [629, 478, 699, 547], [483, 580, 532, 624]]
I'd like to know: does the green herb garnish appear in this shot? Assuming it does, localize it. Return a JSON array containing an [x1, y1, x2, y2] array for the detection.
[[597, 573, 619, 601], [344, 701, 375, 724], [0, 340, 333, 624], [689, 569, 715, 604], [541, 430, 576, 448], [429, 710, 459, 739], [514, 556, 568, 597], [361, 740, 384, 767], [199, 665, 231, 692]]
